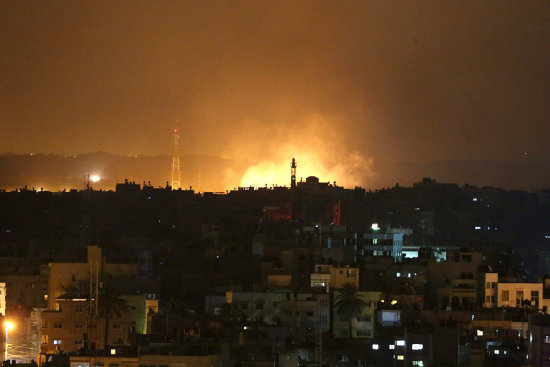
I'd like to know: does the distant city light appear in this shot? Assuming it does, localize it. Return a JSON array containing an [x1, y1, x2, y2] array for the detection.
[[90, 175, 100, 183]]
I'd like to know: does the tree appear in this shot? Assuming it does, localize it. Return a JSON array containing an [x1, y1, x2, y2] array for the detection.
[[335, 283, 366, 338], [97, 284, 129, 349]]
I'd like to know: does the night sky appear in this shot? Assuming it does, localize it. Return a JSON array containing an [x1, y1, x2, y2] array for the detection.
[[1, 1, 549, 189]]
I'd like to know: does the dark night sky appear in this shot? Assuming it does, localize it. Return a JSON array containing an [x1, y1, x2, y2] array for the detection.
[[1, 1, 549, 189]]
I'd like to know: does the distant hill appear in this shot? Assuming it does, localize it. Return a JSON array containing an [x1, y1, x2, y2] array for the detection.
[[0, 152, 237, 192], [0, 153, 548, 192]]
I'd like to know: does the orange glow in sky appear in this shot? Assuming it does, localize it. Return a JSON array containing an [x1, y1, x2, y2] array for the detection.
[[238, 143, 374, 189]]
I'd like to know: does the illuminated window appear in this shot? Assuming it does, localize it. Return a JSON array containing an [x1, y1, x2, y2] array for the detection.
[[389, 345, 395, 350], [395, 340, 405, 346], [477, 329, 484, 336], [53, 340, 61, 345], [412, 344, 423, 350], [396, 355, 404, 360], [412, 362, 424, 367], [494, 350, 500, 355], [372, 344, 379, 350]]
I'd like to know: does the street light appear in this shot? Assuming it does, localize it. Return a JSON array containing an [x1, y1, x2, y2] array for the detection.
[[4, 321, 14, 362]]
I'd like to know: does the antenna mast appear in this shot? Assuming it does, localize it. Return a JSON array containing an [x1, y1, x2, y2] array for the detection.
[[171, 129, 181, 190]]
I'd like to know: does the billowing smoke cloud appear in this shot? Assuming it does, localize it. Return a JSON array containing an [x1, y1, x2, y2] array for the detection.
[[222, 113, 375, 189]]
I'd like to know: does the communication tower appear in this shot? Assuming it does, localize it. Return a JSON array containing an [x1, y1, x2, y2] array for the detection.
[[291, 158, 297, 188], [171, 129, 181, 190]]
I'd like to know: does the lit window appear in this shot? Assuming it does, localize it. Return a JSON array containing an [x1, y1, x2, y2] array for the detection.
[[389, 345, 395, 350], [110, 349, 116, 355], [544, 335, 550, 343], [396, 355, 404, 360], [372, 344, 379, 350], [412, 362, 424, 367], [53, 340, 61, 345], [475, 226, 481, 230], [494, 350, 500, 355], [396, 272, 401, 277], [396, 340, 405, 346], [412, 344, 423, 350], [477, 329, 484, 336]]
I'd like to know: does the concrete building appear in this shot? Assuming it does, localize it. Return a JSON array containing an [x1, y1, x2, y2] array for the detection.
[[528, 314, 550, 367], [428, 251, 483, 310], [310, 265, 359, 291], [68, 348, 221, 367], [362, 233, 404, 263], [44, 246, 137, 311], [226, 291, 330, 334], [482, 272, 542, 309], [40, 294, 157, 355]]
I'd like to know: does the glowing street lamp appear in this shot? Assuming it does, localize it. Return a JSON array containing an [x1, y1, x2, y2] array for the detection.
[[4, 321, 14, 361]]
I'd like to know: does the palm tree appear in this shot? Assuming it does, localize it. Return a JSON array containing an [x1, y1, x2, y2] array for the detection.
[[97, 284, 129, 349], [335, 283, 366, 338]]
